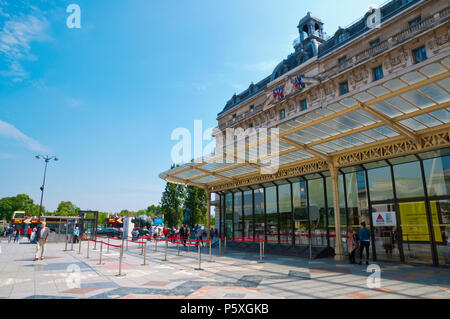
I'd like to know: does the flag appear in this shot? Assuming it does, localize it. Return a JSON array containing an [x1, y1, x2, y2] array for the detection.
[[294, 74, 306, 89], [273, 88, 283, 99]]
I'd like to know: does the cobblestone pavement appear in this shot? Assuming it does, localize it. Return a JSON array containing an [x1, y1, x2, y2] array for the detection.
[[0, 237, 449, 299]]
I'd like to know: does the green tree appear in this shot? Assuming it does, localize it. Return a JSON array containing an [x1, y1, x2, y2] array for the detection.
[[160, 180, 185, 227], [56, 201, 79, 216], [184, 185, 206, 228], [0, 194, 41, 221]]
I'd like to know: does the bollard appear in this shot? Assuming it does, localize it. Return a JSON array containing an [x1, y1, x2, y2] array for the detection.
[[142, 240, 147, 266], [78, 238, 82, 254], [195, 243, 203, 271], [219, 238, 221, 257], [107, 237, 110, 254], [163, 238, 168, 261], [71, 235, 74, 251], [208, 239, 214, 262], [93, 238, 97, 250], [258, 240, 264, 263], [64, 235, 68, 251], [116, 243, 125, 277], [155, 238, 158, 252], [263, 240, 265, 258], [86, 240, 90, 259], [177, 239, 180, 256], [224, 237, 227, 253], [98, 241, 103, 265]]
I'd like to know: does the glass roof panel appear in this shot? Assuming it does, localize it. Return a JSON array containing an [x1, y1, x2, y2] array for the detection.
[[345, 112, 376, 126], [330, 138, 354, 148], [382, 79, 407, 91], [320, 141, 344, 151], [311, 144, 334, 154], [303, 127, 331, 139], [418, 84, 450, 104], [340, 97, 358, 107], [333, 116, 362, 129], [322, 119, 351, 132], [349, 133, 375, 143], [360, 129, 387, 140], [357, 109, 381, 122], [385, 96, 418, 114], [420, 63, 447, 78], [437, 77, 450, 92], [327, 103, 346, 112], [442, 57, 450, 68], [371, 102, 403, 117], [305, 111, 324, 121], [309, 123, 340, 136], [354, 91, 375, 102], [315, 108, 335, 116], [287, 132, 317, 143], [294, 116, 312, 125], [373, 126, 399, 137], [414, 114, 442, 127], [399, 118, 427, 131], [400, 71, 426, 85], [341, 136, 364, 146], [367, 85, 390, 97], [401, 90, 435, 109], [429, 109, 450, 123]]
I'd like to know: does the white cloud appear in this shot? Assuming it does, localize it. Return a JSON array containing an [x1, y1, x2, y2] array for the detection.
[[0, 13, 50, 82], [0, 120, 48, 153], [0, 152, 14, 159]]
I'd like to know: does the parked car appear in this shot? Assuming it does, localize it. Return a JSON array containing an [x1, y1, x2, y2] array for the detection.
[[97, 227, 123, 238]]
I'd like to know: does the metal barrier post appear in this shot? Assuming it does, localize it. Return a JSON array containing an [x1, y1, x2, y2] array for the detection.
[[155, 238, 157, 252], [70, 235, 74, 251], [195, 243, 203, 271], [64, 235, 68, 251], [208, 239, 214, 262], [263, 240, 265, 258], [219, 238, 221, 257], [258, 240, 264, 263], [94, 238, 97, 250], [98, 241, 103, 265], [163, 238, 168, 261], [224, 237, 227, 253], [177, 238, 180, 256], [86, 240, 90, 259], [107, 237, 110, 254], [142, 240, 147, 265], [78, 238, 82, 254], [117, 242, 125, 277]]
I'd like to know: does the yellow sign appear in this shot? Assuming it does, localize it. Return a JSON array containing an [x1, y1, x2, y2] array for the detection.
[[399, 201, 442, 242]]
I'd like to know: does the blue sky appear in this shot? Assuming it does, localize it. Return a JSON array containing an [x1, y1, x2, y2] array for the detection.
[[0, 0, 386, 213]]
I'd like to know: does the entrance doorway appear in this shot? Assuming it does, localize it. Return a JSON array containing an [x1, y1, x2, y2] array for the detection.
[[371, 203, 401, 262]]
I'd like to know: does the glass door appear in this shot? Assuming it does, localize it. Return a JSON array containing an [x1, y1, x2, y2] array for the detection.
[[371, 203, 401, 262]]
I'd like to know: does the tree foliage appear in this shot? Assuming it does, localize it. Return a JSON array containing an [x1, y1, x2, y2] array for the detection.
[[0, 194, 41, 221]]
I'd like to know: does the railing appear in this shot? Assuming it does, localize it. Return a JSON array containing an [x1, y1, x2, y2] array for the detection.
[[219, 103, 264, 130]]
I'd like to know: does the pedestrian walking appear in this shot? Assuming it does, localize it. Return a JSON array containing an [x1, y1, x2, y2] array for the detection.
[[34, 222, 50, 261], [73, 227, 80, 243], [27, 226, 32, 242], [14, 227, 20, 243], [30, 226, 37, 244], [7, 226, 14, 243], [347, 226, 358, 264], [359, 221, 371, 265]]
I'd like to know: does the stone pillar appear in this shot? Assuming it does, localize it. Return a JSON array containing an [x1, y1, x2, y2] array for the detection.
[[206, 190, 211, 242], [330, 164, 345, 261]]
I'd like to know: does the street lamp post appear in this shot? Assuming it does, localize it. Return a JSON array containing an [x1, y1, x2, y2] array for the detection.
[[35, 155, 58, 218]]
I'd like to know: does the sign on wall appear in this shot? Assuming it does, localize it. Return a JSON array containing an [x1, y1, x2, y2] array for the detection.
[[372, 211, 397, 227]]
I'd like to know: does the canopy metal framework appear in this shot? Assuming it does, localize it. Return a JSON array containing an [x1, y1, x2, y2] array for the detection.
[[159, 56, 450, 192]]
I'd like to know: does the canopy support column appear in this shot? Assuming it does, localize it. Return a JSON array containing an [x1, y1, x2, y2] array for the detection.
[[330, 164, 345, 261]]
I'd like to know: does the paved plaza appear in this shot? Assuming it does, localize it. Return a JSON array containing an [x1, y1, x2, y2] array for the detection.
[[0, 237, 449, 299]]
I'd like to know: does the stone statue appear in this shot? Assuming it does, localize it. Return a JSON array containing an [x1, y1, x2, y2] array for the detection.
[[131, 214, 154, 233]]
